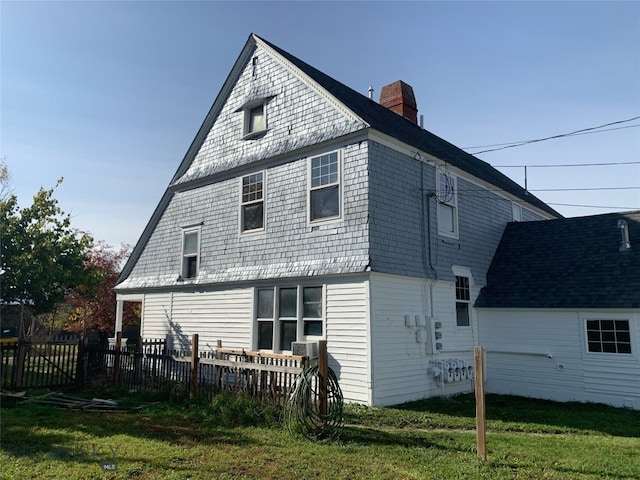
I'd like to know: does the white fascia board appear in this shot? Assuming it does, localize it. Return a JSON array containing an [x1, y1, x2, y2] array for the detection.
[[254, 35, 369, 128], [368, 129, 556, 220], [171, 36, 259, 186]]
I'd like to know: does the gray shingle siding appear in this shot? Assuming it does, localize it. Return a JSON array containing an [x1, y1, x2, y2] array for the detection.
[[175, 45, 365, 185], [368, 141, 523, 285], [122, 141, 370, 289]]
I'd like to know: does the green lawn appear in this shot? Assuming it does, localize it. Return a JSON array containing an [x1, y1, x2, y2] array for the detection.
[[1, 391, 639, 479]]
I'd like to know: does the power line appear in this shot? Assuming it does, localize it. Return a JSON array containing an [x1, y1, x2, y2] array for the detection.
[[529, 187, 639, 192], [464, 116, 640, 155], [493, 161, 640, 168], [465, 124, 640, 150], [547, 202, 639, 210], [456, 186, 639, 193]]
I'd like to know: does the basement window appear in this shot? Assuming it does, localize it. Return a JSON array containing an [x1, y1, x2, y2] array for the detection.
[[586, 320, 631, 354]]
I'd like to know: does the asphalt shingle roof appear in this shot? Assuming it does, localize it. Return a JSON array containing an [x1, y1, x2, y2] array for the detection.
[[258, 35, 561, 219], [475, 211, 640, 309]]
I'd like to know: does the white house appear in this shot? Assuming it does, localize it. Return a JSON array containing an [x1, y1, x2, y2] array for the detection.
[[476, 211, 640, 410], [115, 33, 562, 406]]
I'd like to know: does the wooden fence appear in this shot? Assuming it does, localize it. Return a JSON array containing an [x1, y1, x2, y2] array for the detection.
[[2, 333, 312, 404], [0, 335, 80, 389]]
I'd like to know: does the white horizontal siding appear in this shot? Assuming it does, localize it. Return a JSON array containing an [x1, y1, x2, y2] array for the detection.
[[140, 289, 253, 353], [369, 274, 476, 406], [139, 279, 372, 404], [141, 293, 172, 339], [168, 289, 253, 352], [478, 310, 640, 410], [326, 278, 370, 404]]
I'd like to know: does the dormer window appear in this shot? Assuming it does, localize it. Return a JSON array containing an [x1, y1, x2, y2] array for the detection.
[[240, 98, 269, 139]]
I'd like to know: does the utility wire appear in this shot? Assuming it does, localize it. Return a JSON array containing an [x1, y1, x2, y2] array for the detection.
[[493, 161, 640, 168], [464, 116, 640, 155], [454, 186, 638, 193], [547, 202, 639, 210], [465, 124, 640, 150]]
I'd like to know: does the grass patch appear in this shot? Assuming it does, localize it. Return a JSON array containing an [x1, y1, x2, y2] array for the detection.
[[1, 391, 639, 479]]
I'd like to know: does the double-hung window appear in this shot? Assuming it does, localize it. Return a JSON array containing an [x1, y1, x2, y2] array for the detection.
[[255, 285, 324, 352], [455, 276, 470, 327], [181, 228, 200, 279], [586, 320, 631, 354], [241, 172, 264, 232], [309, 151, 340, 222], [256, 289, 274, 350], [437, 172, 458, 237]]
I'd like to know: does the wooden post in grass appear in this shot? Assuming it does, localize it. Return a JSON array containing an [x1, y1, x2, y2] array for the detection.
[[190, 334, 199, 398], [318, 340, 328, 418], [113, 331, 122, 386], [474, 346, 487, 461]]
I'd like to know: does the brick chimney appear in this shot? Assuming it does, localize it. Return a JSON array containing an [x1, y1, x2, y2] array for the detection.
[[379, 80, 418, 124]]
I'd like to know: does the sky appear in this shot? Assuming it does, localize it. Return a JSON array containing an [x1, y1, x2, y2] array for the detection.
[[1, 1, 639, 249]]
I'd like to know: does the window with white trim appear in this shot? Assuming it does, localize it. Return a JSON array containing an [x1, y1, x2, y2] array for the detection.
[[455, 276, 470, 327], [255, 285, 324, 352], [181, 228, 200, 279], [512, 203, 522, 222], [240, 172, 264, 232], [437, 172, 458, 237], [241, 99, 268, 139], [586, 319, 631, 354], [309, 151, 340, 222]]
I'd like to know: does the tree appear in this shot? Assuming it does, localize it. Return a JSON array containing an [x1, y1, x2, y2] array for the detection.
[[0, 178, 93, 320], [0, 158, 11, 202], [65, 242, 138, 335]]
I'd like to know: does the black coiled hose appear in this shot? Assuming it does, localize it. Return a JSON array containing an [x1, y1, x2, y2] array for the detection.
[[285, 364, 344, 439]]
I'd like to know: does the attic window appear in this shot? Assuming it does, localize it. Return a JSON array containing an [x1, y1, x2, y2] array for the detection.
[[241, 99, 268, 139]]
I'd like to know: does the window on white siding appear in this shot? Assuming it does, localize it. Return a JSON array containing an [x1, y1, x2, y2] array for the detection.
[[181, 228, 200, 279], [302, 286, 323, 336], [586, 320, 631, 354], [241, 172, 264, 232], [254, 286, 324, 352], [437, 172, 458, 237], [256, 289, 274, 350], [309, 151, 340, 222], [455, 276, 470, 327]]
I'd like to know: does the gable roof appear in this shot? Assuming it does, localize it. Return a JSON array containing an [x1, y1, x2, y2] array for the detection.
[[117, 33, 560, 287], [256, 35, 560, 219], [476, 211, 640, 309]]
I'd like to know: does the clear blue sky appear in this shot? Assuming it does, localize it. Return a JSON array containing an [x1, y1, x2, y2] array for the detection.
[[2, 1, 639, 248]]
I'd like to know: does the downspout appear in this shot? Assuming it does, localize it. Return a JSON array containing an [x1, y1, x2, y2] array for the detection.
[[420, 156, 438, 320]]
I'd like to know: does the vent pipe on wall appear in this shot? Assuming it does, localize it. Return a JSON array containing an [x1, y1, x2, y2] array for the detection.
[[618, 219, 631, 252]]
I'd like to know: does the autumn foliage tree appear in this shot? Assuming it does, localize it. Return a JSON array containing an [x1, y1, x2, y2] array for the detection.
[[65, 242, 138, 336]]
